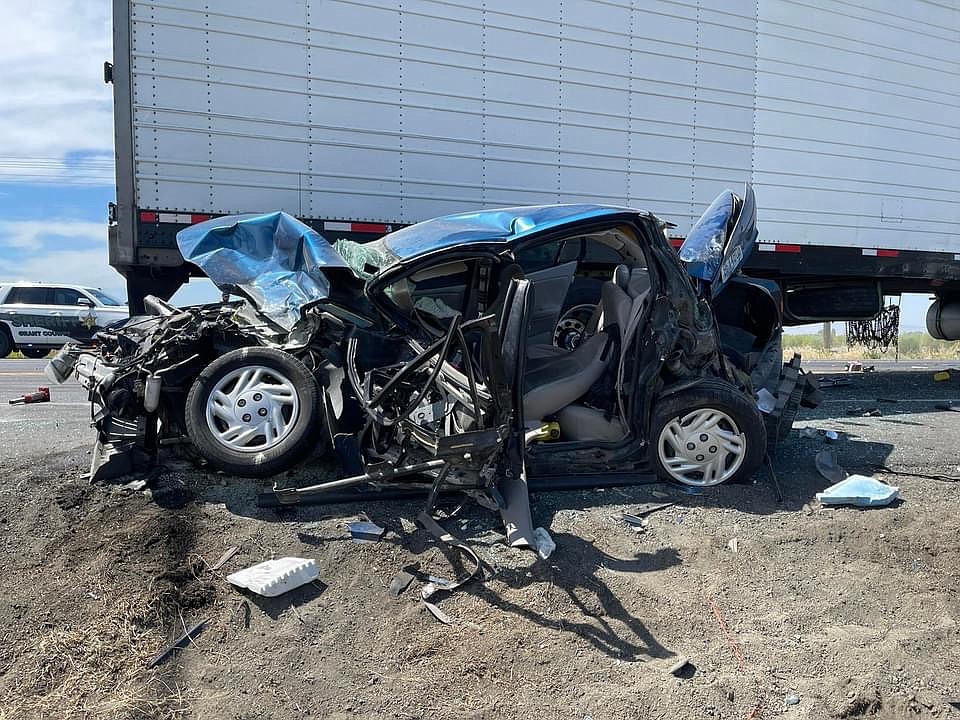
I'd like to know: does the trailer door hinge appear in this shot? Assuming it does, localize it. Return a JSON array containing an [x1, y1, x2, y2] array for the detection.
[[103, 61, 114, 84]]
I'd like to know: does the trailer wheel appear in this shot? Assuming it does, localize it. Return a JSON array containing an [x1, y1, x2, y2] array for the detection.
[[185, 347, 322, 477], [649, 382, 765, 487]]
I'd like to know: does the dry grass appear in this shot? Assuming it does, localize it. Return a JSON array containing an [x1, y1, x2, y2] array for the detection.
[[0, 592, 194, 720]]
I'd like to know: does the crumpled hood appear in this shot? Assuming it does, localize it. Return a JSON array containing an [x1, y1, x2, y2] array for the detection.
[[177, 212, 348, 329]]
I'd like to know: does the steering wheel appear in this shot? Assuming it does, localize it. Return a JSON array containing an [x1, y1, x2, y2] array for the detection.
[[552, 304, 598, 350]]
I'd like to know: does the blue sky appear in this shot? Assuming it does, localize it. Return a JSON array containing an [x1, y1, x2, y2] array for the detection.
[[0, 1, 936, 330]]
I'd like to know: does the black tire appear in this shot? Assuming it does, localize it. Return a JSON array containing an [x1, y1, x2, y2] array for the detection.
[[0, 329, 12, 359], [649, 381, 766, 487], [184, 347, 321, 477], [20, 348, 50, 359]]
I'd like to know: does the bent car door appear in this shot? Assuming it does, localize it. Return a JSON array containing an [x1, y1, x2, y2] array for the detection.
[[679, 183, 758, 297]]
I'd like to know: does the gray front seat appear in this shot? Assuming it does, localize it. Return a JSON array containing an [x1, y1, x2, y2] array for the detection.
[[522, 267, 636, 420]]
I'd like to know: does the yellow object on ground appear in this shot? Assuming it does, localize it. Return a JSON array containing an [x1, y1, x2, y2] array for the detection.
[[934, 371, 951, 382]]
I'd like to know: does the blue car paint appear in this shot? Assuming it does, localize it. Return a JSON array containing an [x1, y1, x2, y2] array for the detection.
[[380, 204, 632, 260]]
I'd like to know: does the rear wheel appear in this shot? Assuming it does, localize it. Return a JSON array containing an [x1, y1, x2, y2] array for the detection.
[[0, 330, 12, 359], [20, 348, 50, 359], [649, 383, 765, 487], [185, 347, 321, 477]]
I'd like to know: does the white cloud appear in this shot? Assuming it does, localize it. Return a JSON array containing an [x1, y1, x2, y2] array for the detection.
[[0, 219, 105, 249], [0, 2, 113, 178], [0, 247, 125, 296]]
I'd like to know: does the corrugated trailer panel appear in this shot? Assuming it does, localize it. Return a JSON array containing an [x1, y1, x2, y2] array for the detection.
[[123, 0, 959, 256], [753, 0, 960, 252]]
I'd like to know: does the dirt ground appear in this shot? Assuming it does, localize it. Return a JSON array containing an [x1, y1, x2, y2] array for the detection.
[[1, 371, 959, 719]]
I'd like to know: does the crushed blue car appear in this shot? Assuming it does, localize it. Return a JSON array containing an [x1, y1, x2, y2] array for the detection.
[[47, 185, 819, 548]]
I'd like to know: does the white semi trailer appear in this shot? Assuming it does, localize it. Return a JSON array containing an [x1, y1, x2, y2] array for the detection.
[[107, 0, 960, 338]]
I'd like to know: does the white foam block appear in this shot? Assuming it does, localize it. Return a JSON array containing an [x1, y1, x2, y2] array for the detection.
[[226, 557, 319, 597]]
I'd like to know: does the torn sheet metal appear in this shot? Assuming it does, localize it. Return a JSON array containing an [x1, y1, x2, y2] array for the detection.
[[417, 511, 482, 624], [348, 521, 385, 543], [177, 212, 348, 329]]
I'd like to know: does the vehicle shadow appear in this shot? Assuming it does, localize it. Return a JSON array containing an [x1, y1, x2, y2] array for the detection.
[[467, 534, 679, 662]]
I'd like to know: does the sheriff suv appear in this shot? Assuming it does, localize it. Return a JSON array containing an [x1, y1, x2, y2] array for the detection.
[[0, 282, 128, 358]]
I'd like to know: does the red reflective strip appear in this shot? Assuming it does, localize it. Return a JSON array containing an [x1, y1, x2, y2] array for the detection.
[[876, 249, 899, 257], [139, 211, 157, 222], [669, 237, 684, 248], [775, 244, 802, 253], [351, 222, 388, 234], [191, 214, 211, 224]]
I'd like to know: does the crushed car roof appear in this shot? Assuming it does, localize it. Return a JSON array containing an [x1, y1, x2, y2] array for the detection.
[[380, 204, 633, 260]]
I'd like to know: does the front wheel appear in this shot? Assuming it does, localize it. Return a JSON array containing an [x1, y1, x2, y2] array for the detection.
[[184, 347, 322, 477], [649, 382, 766, 487]]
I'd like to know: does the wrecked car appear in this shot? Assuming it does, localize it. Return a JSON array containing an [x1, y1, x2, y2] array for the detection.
[[47, 185, 818, 545]]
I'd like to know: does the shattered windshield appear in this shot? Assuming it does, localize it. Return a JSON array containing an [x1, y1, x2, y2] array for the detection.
[[333, 237, 396, 281], [177, 212, 347, 330]]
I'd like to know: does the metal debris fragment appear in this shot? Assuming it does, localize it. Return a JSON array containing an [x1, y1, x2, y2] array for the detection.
[[348, 521, 386, 544], [146, 619, 208, 669], [210, 545, 241, 571]]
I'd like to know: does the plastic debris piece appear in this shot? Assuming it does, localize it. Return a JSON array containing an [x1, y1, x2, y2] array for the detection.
[[846, 361, 863, 372], [824, 430, 840, 443], [815, 450, 847, 484], [934, 371, 951, 382], [348, 521, 385, 543], [533, 527, 556, 560], [146, 619, 207, 668], [756, 388, 776, 414], [8, 386, 50, 405], [816, 474, 899, 507], [727, 538, 739, 553], [226, 557, 319, 597], [785, 694, 800, 706]]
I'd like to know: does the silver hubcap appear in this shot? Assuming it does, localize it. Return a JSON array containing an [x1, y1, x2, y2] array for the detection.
[[658, 408, 746, 486], [205, 365, 299, 453]]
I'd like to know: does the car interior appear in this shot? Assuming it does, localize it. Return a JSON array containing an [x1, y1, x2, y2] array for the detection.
[[381, 224, 655, 447]]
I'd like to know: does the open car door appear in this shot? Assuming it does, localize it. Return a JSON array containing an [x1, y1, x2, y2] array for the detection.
[[679, 183, 758, 298]]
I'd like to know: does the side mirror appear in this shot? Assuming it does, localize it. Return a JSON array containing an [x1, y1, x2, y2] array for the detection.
[[76, 297, 94, 307]]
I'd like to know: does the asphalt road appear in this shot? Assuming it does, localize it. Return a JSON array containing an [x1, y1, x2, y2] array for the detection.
[[0, 359, 94, 464], [1, 356, 959, 478]]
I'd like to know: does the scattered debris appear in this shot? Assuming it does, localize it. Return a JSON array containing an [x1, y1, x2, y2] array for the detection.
[[816, 475, 900, 507], [347, 521, 386, 544], [145, 619, 208, 669], [845, 362, 875, 373], [532, 527, 556, 560], [626, 502, 676, 519], [818, 376, 852, 387], [226, 557, 319, 597], [824, 430, 841, 443], [815, 449, 847, 484], [756, 387, 776, 414], [869, 464, 960, 483], [785, 693, 800, 706], [846, 407, 881, 417], [416, 512, 482, 624], [798, 427, 841, 442], [8, 386, 50, 405], [667, 655, 692, 677], [388, 565, 419, 598], [210, 545, 241, 571], [934, 370, 951, 382], [727, 538, 739, 553]]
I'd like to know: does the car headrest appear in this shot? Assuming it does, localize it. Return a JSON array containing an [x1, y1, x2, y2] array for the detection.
[[613, 264, 630, 290]]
